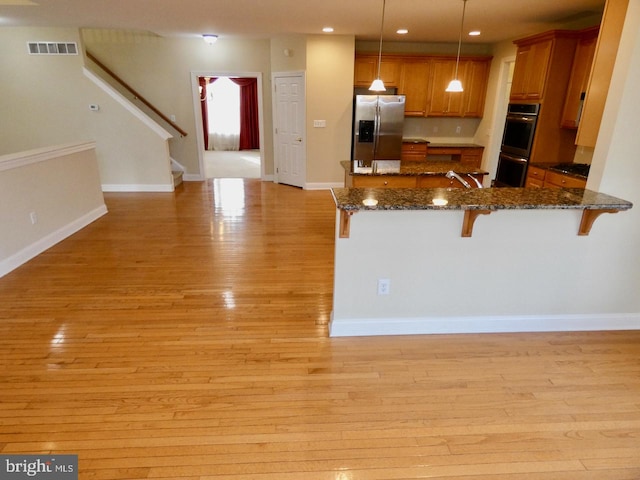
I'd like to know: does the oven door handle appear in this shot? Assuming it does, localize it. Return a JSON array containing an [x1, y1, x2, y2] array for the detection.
[[506, 114, 536, 123], [500, 152, 528, 163]]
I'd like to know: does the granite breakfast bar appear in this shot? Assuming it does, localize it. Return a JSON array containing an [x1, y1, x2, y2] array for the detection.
[[329, 186, 634, 337], [333, 187, 632, 238]]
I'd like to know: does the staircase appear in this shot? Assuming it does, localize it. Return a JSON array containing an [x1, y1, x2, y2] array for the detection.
[[172, 170, 183, 188]]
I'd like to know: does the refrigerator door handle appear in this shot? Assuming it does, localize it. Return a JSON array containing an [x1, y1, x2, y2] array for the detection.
[[373, 104, 380, 156]]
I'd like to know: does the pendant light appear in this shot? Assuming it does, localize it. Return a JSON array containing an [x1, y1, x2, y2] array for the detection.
[[446, 0, 467, 93], [369, 0, 387, 92]]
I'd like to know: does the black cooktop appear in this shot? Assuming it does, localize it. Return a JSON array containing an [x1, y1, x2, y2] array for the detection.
[[549, 163, 590, 178]]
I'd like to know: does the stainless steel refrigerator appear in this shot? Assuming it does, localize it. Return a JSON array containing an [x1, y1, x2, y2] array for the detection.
[[352, 94, 406, 165]]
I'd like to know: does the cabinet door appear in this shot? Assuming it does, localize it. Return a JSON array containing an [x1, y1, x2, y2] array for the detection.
[[462, 60, 490, 117], [427, 59, 464, 116], [510, 40, 553, 100], [354, 57, 401, 87], [561, 29, 598, 129], [399, 61, 430, 116], [576, 0, 629, 147], [525, 39, 553, 99], [510, 46, 531, 100]]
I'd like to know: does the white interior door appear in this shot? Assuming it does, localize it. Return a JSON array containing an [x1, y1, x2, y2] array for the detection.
[[273, 73, 305, 188]]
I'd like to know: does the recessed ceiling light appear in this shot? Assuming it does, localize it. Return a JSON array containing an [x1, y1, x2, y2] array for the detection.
[[468, 30, 481, 36], [322, 27, 334, 33], [397, 29, 409, 35]]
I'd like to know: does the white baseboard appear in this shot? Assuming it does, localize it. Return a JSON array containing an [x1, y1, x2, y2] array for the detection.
[[182, 174, 204, 182], [305, 182, 343, 190], [329, 313, 640, 337], [102, 184, 174, 192], [0, 204, 108, 278]]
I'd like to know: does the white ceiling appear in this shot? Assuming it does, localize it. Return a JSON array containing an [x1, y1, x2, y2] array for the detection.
[[0, 0, 605, 45]]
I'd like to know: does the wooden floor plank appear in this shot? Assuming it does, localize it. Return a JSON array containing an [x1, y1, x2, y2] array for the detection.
[[1, 179, 640, 479]]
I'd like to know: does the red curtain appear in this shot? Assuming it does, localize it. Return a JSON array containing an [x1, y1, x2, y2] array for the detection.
[[199, 77, 217, 151], [230, 78, 260, 150]]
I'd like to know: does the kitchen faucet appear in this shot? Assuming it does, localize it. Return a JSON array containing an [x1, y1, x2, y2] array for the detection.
[[445, 170, 483, 188]]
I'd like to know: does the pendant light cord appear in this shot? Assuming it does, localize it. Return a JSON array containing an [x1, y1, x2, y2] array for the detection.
[[453, 0, 467, 79], [376, 0, 386, 80]]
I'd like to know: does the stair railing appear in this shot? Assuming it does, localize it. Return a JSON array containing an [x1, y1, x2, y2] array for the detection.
[[86, 50, 188, 138]]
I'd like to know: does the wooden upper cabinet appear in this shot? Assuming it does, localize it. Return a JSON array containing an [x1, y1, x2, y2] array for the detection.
[[510, 39, 553, 100], [427, 58, 463, 116], [354, 53, 491, 118], [576, 0, 629, 147], [561, 26, 599, 129], [426, 58, 491, 117], [462, 59, 491, 117], [354, 56, 401, 87], [399, 60, 430, 116]]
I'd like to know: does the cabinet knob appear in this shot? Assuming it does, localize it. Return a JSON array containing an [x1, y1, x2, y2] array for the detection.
[[384, 181, 388, 185]]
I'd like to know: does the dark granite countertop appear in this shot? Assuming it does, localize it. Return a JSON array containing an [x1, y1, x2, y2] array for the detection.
[[331, 187, 633, 212], [530, 162, 590, 180], [341, 160, 488, 176]]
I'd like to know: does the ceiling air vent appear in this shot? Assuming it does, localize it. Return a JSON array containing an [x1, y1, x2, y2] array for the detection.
[[27, 42, 78, 55]]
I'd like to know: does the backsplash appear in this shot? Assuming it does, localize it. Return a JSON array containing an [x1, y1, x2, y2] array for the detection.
[[403, 117, 481, 143]]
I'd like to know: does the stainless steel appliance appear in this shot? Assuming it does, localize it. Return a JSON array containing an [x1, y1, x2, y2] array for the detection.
[[494, 103, 540, 187], [352, 94, 405, 165]]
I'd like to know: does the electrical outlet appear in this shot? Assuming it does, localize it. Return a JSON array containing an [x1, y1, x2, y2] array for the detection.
[[377, 278, 390, 295], [455, 125, 461, 134], [30, 211, 37, 225]]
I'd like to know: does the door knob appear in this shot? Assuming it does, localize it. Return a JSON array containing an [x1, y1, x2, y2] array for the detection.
[[295, 137, 302, 143]]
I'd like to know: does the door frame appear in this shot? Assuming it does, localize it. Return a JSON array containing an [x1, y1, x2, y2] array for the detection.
[[271, 71, 306, 187], [190, 71, 265, 180]]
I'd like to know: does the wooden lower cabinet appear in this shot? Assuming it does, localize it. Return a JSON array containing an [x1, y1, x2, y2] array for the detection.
[[543, 170, 586, 188], [417, 174, 485, 188], [525, 166, 587, 188], [401, 142, 428, 161], [525, 165, 546, 188], [349, 176, 417, 188], [347, 174, 485, 189]]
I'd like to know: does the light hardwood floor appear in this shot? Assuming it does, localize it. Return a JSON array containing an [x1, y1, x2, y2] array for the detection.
[[1, 179, 640, 479]]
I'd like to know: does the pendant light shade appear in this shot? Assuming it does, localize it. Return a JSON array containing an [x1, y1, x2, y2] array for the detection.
[[369, 0, 387, 92], [446, 0, 467, 93]]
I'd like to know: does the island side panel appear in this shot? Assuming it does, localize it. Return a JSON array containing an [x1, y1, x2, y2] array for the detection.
[[331, 208, 640, 336]]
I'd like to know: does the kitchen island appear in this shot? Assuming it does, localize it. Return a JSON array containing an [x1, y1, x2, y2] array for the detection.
[[330, 186, 634, 337], [341, 160, 489, 188]]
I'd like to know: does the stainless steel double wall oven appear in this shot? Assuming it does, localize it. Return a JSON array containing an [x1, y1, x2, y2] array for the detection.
[[494, 103, 540, 187]]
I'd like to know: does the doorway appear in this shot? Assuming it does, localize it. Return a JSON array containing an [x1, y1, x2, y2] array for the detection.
[[191, 71, 265, 180]]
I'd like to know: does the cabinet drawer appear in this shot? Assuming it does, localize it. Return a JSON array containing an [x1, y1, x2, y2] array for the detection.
[[401, 143, 428, 161], [402, 143, 428, 153], [543, 170, 587, 188], [525, 166, 546, 187], [352, 176, 417, 188]]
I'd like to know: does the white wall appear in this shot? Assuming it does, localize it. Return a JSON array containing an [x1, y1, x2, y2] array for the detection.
[[0, 142, 107, 277], [0, 27, 174, 191], [305, 35, 355, 187]]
